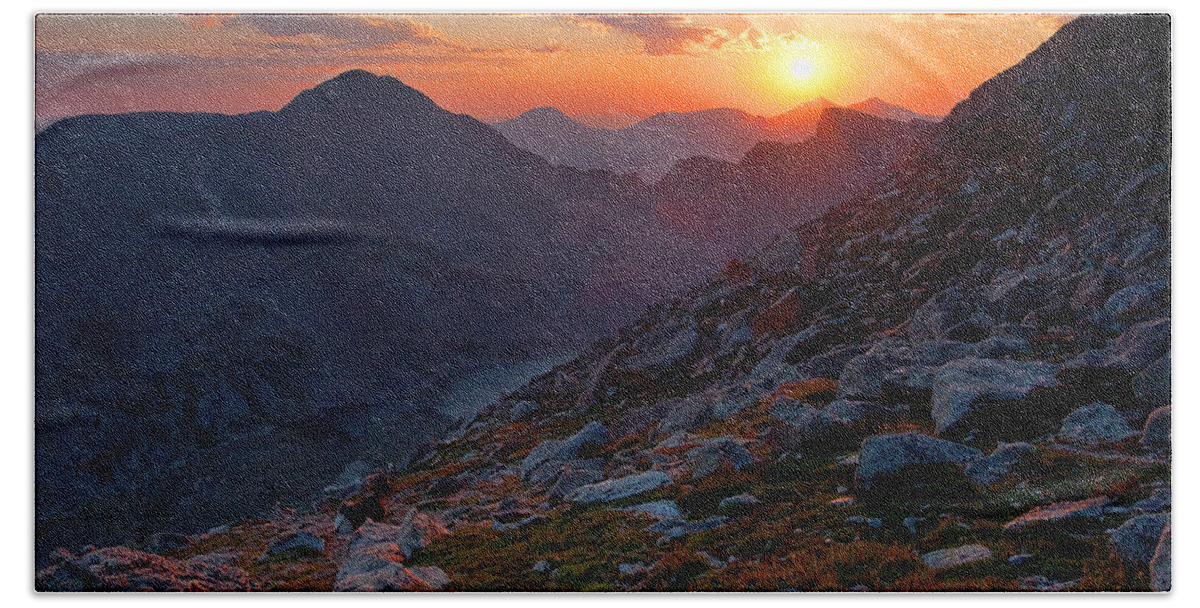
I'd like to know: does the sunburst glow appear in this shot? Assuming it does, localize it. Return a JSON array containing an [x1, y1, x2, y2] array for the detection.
[[790, 56, 816, 80]]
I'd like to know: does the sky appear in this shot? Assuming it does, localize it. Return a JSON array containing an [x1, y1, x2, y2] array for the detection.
[[35, 13, 1072, 129]]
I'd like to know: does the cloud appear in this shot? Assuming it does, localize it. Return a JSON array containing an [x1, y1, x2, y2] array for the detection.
[[571, 14, 732, 56], [230, 14, 448, 50]]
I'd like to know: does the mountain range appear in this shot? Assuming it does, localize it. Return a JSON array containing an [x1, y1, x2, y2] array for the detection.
[[36, 63, 928, 564], [493, 97, 940, 181]]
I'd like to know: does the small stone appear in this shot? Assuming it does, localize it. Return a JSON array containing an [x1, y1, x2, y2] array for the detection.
[[1004, 496, 1111, 531], [922, 544, 992, 570], [532, 560, 551, 572]]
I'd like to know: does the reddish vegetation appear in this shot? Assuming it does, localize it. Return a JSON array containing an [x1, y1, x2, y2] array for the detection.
[[773, 378, 839, 402]]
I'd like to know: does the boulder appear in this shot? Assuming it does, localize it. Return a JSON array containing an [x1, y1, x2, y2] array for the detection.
[[911, 284, 983, 341], [922, 544, 993, 570], [1150, 523, 1171, 592], [334, 544, 434, 592], [35, 546, 254, 591], [1102, 280, 1168, 321], [1057, 402, 1136, 445], [142, 532, 191, 555], [507, 400, 540, 421], [548, 467, 605, 501], [261, 531, 325, 560], [646, 516, 729, 539], [1110, 513, 1169, 564], [854, 432, 982, 493], [686, 437, 755, 478], [623, 500, 683, 519], [930, 357, 1059, 435], [1003, 496, 1111, 532], [1132, 354, 1169, 407], [619, 323, 697, 374], [521, 421, 610, 478], [824, 399, 878, 423], [964, 442, 1038, 486], [769, 399, 838, 449], [1132, 488, 1171, 513], [838, 339, 916, 399], [570, 471, 672, 503], [1141, 406, 1171, 450], [1066, 318, 1170, 375]]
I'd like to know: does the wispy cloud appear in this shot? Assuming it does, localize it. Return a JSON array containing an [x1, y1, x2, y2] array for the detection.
[[569, 14, 732, 56]]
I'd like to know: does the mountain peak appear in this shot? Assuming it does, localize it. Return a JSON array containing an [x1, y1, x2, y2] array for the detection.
[[280, 69, 436, 116]]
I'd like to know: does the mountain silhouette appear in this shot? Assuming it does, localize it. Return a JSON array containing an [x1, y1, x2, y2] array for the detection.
[[655, 107, 933, 261], [35, 69, 720, 562]]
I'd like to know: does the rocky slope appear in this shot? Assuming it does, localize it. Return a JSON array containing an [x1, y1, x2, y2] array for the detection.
[[38, 14, 1170, 591]]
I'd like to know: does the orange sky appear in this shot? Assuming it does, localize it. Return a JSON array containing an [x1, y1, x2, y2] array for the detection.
[[35, 13, 1072, 128]]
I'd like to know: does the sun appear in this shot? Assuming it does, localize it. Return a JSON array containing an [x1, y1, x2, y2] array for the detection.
[[790, 56, 817, 81]]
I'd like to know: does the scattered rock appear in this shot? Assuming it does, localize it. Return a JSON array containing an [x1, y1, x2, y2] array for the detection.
[[521, 421, 611, 478], [855, 432, 981, 493], [623, 500, 683, 519], [718, 494, 760, 510], [1008, 553, 1033, 565], [1131, 488, 1171, 513], [570, 471, 672, 503], [1066, 318, 1170, 375], [964, 442, 1037, 486], [410, 566, 449, 590], [36, 546, 254, 591], [334, 544, 435, 592], [261, 531, 325, 560], [921, 544, 992, 570], [508, 400, 540, 421], [1018, 575, 1080, 591], [769, 399, 838, 448], [1109, 513, 1169, 564], [548, 467, 605, 501], [1057, 402, 1136, 445], [686, 437, 754, 478], [619, 562, 649, 575], [1003, 496, 1111, 531], [1141, 406, 1170, 450], [647, 516, 729, 539], [846, 516, 883, 528], [532, 560, 551, 572], [142, 532, 190, 555], [1132, 353, 1170, 407]]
